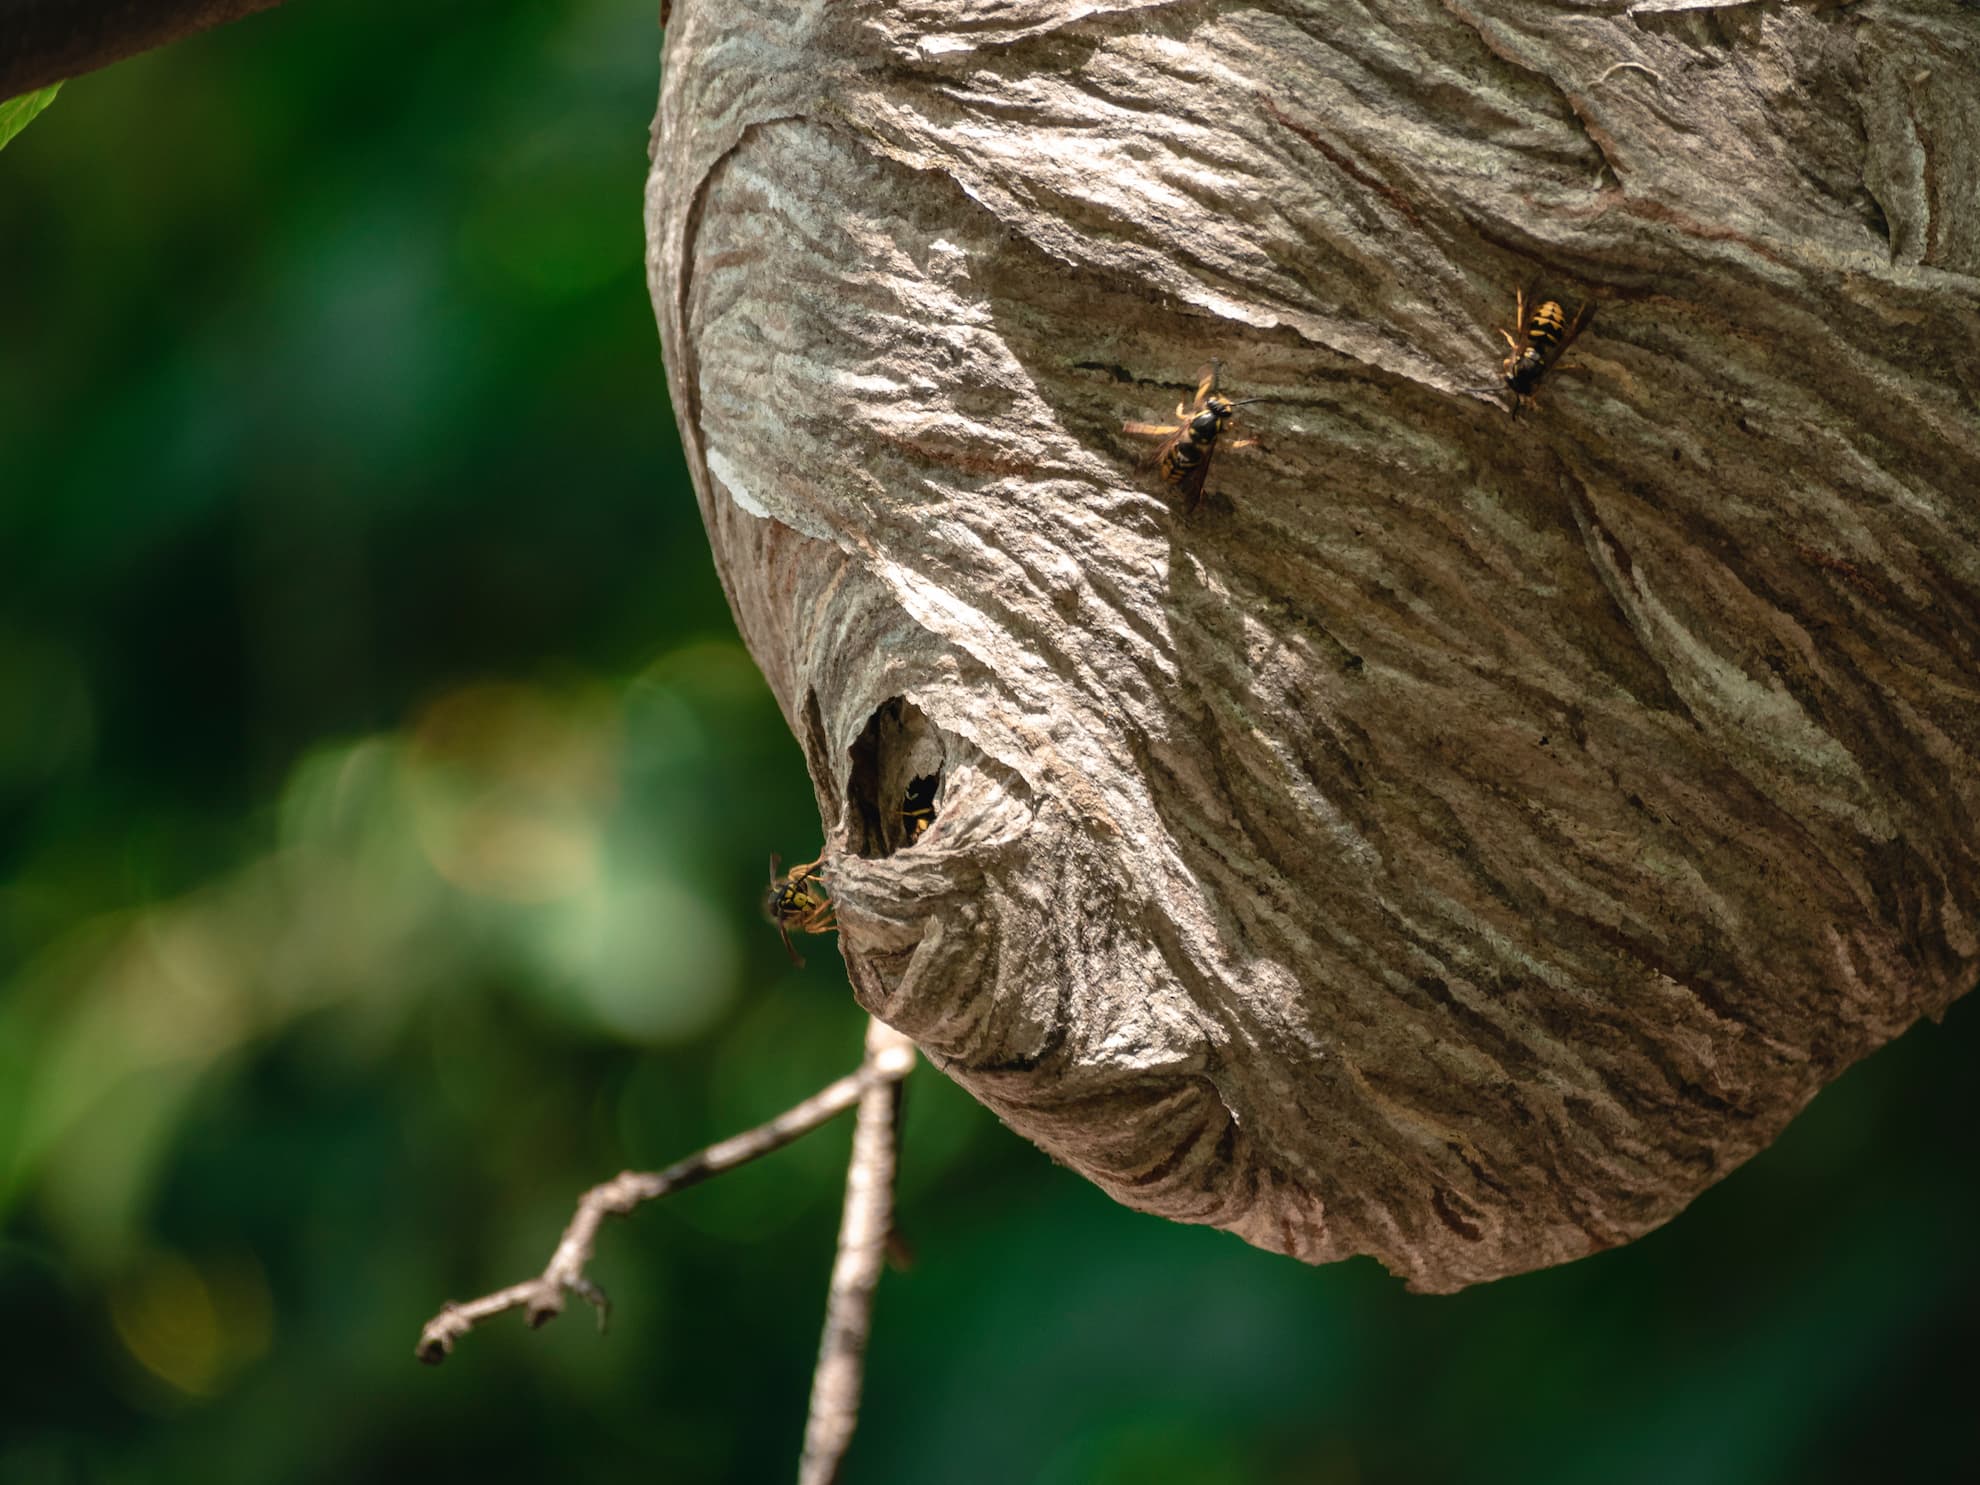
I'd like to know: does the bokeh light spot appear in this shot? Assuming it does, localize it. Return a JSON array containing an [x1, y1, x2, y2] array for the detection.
[[537, 876, 740, 1045], [108, 1250, 221, 1397], [405, 682, 619, 903], [108, 1247, 273, 1401]]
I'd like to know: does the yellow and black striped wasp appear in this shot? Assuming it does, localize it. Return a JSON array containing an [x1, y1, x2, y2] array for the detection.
[[1122, 361, 1262, 514], [766, 852, 834, 965], [901, 773, 940, 845], [1498, 288, 1594, 415]]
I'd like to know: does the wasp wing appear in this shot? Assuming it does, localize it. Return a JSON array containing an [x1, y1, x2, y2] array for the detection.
[[1551, 300, 1595, 362], [1192, 361, 1223, 406], [1125, 421, 1194, 498]]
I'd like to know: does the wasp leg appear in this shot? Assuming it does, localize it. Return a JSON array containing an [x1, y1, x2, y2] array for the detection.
[[1123, 420, 1183, 437], [1498, 327, 1519, 350]]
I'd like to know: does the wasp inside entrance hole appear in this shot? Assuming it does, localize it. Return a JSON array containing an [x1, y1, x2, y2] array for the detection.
[[1122, 360, 1263, 515], [901, 772, 940, 844]]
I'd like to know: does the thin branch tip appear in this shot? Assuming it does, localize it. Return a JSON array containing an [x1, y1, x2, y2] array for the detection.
[[416, 1305, 469, 1365], [414, 1027, 911, 1368]]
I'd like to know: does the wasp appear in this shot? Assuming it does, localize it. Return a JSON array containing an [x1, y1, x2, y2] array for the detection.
[[1498, 288, 1594, 414], [1122, 361, 1262, 514], [901, 773, 940, 844], [766, 853, 835, 965]]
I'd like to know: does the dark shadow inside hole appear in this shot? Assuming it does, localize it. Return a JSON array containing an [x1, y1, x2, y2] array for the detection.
[[847, 697, 946, 858]]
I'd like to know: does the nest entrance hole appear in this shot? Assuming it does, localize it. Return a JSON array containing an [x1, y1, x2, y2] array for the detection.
[[847, 697, 948, 858]]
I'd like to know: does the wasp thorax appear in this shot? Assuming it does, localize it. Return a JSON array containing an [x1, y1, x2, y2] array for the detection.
[[1505, 350, 1546, 392]]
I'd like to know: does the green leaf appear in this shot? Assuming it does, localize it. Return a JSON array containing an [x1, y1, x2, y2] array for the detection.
[[0, 82, 61, 153]]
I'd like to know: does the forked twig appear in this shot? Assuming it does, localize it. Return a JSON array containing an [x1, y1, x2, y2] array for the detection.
[[799, 1019, 915, 1485], [416, 1018, 919, 1370]]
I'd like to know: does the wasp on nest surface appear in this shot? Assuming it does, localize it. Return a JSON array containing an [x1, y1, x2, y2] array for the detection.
[[1497, 287, 1595, 415], [1123, 360, 1265, 514]]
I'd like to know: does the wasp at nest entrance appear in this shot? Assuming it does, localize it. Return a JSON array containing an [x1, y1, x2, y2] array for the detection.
[[766, 853, 834, 966], [847, 697, 947, 858]]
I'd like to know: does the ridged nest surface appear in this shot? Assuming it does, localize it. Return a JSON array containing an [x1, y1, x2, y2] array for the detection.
[[646, 0, 1979, 1290]]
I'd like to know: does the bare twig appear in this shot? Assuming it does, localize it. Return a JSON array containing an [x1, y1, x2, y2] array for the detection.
[[415, 1022, 917, 1366], [1, 1, 289, 100], [799, 1019, 917, 1485]]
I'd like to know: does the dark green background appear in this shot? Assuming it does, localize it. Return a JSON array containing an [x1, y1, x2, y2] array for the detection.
[[2, 3, 1974, 1480]]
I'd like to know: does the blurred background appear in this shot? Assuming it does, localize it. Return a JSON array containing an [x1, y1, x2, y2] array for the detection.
[[1, 2, 1975, 1481]]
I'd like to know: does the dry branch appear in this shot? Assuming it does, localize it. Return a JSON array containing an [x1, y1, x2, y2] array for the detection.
[[0, 1, 291, 99], [415, 1020, 917, 1366], [647, 0, 1980, 1292], [800, 1018, 914, 1485]]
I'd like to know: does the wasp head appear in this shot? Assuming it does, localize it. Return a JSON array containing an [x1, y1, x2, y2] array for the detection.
[[1502, 348, 1546, 395]]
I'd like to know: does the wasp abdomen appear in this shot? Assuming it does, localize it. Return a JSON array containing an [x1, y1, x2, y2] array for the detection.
[[1164, 438, 1211, 481], [1528, 300, 1569, 350]]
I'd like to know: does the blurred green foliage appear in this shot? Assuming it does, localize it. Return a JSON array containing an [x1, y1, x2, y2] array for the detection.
[[1, 3, 1975, 1481], [0, 85, 61, 154]]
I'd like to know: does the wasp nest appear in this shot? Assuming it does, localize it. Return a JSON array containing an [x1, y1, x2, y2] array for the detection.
[[646, 0, 1980, 1290]]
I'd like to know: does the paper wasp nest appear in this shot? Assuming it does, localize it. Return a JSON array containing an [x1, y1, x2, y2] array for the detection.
[[646, 0, 1980, 1290]]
